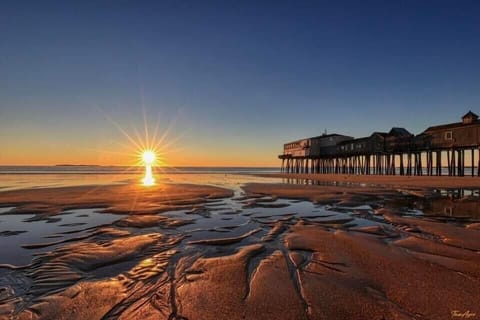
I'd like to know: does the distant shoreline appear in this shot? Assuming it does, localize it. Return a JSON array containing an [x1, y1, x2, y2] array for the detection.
[[55, 164, 101, 167]]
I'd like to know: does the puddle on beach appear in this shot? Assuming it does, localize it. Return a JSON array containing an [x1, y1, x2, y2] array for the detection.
[[384, 189, 480, 220], [0, 209, 125, 266]]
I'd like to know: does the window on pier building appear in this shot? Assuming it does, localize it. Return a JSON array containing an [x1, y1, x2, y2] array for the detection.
[[445, 131, 453, 140]]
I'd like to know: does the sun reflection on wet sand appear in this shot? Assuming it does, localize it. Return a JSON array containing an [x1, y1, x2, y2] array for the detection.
[[141, 150, 156, 186]]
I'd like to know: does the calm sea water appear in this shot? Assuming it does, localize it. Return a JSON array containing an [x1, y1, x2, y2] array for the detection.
[[0, 166, 278, 174], [0, 166, 280, 191]]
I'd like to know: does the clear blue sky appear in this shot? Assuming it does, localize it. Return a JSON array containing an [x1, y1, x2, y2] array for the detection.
[[1, 1, 479, 165]]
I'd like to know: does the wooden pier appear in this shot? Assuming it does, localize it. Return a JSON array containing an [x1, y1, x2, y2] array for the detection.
[[279, 112, 480, 177]]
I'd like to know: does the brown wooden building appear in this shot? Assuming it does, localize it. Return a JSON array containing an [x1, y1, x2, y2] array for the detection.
[[279, 111, 480, 177], [422, 111, 480, 149], [280, 133, 352, 173]]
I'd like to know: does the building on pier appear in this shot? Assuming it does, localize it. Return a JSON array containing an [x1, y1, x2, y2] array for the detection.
[[335, 128, 412, 156], [385, 128, 413, 153], [283, 138, 311, 157], [282, 133, 353, 158], [280, 133, 352, 174], [337, 132, 385, 156], [423, 111, 480, 149], [279, 111, 480, 177]]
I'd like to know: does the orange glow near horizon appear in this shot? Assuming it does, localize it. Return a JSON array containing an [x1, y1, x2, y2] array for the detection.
[[0, 109, 280, 167]]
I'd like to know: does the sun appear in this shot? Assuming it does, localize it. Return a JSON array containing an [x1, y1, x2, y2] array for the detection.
[[103, 109, 184, 186], [142, 150, 156, 165]]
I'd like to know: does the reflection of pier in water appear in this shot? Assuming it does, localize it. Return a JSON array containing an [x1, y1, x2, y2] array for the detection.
[[386, 189, 480, 219], [282, 177, 480, 219], [415, 189, 480, 219]]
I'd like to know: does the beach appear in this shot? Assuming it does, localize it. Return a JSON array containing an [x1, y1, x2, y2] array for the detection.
[[256, 172, 480, 189], [0, 172, 479, 320]]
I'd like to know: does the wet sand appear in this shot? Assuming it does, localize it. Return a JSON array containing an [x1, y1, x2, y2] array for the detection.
[[257, 172, 480, 189], [0, 180, 479, 320]]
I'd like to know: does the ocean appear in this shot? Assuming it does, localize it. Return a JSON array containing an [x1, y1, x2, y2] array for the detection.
[[0, 166, 280, 191]]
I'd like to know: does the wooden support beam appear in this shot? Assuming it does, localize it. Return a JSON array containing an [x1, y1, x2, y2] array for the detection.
[[472, 149, 474, 177], [478, 148, 480, 176]]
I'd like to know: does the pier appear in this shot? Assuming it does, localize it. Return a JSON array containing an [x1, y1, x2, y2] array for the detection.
[[279, 111, 480, 177]]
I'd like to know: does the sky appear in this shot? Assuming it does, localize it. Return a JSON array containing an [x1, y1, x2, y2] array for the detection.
[[1, 0, 479, 166]]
